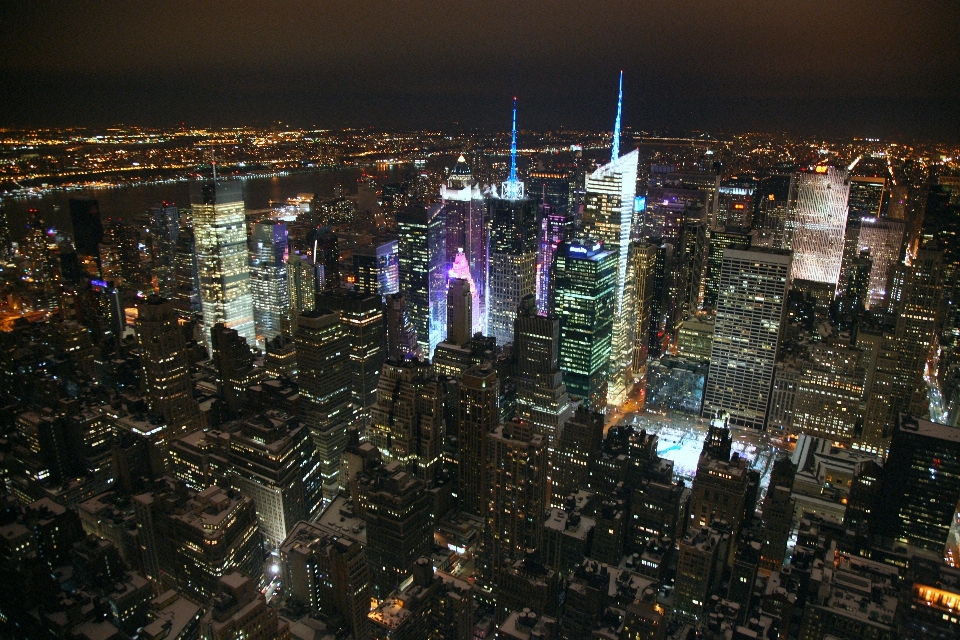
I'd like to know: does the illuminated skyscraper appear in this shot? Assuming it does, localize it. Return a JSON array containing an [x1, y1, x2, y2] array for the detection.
[[786, 166, 851, 287], [398, 203, 446, 358], [174, 215, 201, 319], [701, 248, 791, 430], [458, 364, 499, 517], [191, 178, 256, 352], [296, 309, 352, 499], [628, 242, 658, 402], [581, 72, 640, 406], [536, 200, 573, 315], [250, 221, 289, 345], [552, 239, 616, 410], [440, 155, 487, 330], [447, 277, 473, 346], [856, 217, 904, 308], [135, 295, 200, 432], [448, 248, 480, 340], [847, 175, 885, 223], [353, 238, 399, 300], [287, 252, 318, 316], [488, 99, 537, 346]]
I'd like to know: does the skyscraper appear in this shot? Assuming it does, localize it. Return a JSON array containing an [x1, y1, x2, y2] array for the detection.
[[484, 419, 548, 584], [148, 203, 180, 300], [192, 179, 256, 351], [447, 277, 473, 346], [581, 73, 640, 406], [398, 203, 446, 357], [513, 295, 572, 449], [488, 100, 537, 347], [856, 217, 905, 308], [551, 239, 616, 410], [458, 364, 499, 517], [211, 322, 260, 414], [353, 238, 399, 300], [628, 241, 658, 402], [786, 166, 851, 287], [368, 359, 444, 480], [440, 155, 487, 331], [386, 293, 422, 361], [174, 214, 201, 319], [536, 200, 574, 315], [286, 251, 318, 326], [135, 296, 200, 433], [701, 248, 791, 429], [448, 248, 480, 339], [296, 309, 352, 499], [250, 221, 289, 345]]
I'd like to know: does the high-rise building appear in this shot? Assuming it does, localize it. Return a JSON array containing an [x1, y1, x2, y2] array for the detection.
[[280, 520, 371, 640], [551, 407, 604, 508], [353, 238, 399, 300], [317, 288, 386, 422], [296, 309, 352, 499], [69, 197, 103, 268], [135, 295, 200, 432], [628, 241, 658, 401], [369, 359, 445, 480], [386, 293, 422, 361], [211, 322, 260, 414], [792, 340, 866, 443], [358, 461, 433, 598], [174, 215, 201, 319], [227, 415, 325, 549], [148, 203, 180, 299], [488, 100, 537, 347], [447, 277, 473, 346], [191, 179, 256, 351], [484, 419, 548, 584], [398, 203, 446, 358], [440, 154, 487, 331], [581, 74, 639, 406], [458, 364, 499, 517], [551, 239, 616, 410], [786, 166, 851, 287], [703, 227, 751, 312], [878, 414, 960, 552], [134, 483, 263, 601], [250, 221, 289, 345], [847, 175, 886, 223], [199, 572, 291, 640], [313, 227, 339, 290], [513, 295, 572, 449], [447, 248, 480, 340], [536, 200, 574, 315], [702, 248, 791, 429], [856, 217, 905, 308]]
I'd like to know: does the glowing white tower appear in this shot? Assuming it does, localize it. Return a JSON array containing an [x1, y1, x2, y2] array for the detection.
[[787, 166, 851, 286], [582, 72, 639, 407]]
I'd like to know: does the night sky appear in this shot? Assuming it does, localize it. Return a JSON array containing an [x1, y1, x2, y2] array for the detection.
[[2, 0, 959, 139]]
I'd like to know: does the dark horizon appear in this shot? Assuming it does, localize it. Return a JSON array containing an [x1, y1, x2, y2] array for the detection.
[[2, 1, 959, 141]]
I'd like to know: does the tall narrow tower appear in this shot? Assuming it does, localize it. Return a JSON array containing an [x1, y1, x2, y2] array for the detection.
[[582, 73, 639, 408], [191, 173, 256, 352], [488, 99, 537, 346]]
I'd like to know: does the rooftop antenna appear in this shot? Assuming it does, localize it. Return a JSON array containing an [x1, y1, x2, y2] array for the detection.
[[211, 148, 218, 182], [502, 98, 524, 200], [611, 71, 623, 163]]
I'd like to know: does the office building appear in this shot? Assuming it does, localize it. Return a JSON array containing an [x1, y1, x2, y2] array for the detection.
[[317, 288, 386, 421], [358, 461, 433, 598], [484, 419, 548, 583], [879, 415, 960, 552], [552, 239, 616, 410], [702, 248, 791, 430], [134, 483, 262, 601], [536, 199, 574, 315], [211, 322, 260, 414], [227, 414, 325, 549], [280, 520, 371, 640], [286, 251, 317, 318], [386, 292, 423, 361], [369, 359, 445, 480], [704, 227, 752, 312], [398, 203, 446, 358], [447, 248, 480, 341], [148, 203, 180, 299], [786, 166, 851, 287], [174, 215, 201, 319], [458, 364, 499, 517], [199, 572, 291, 640], [628, 241, 658, 399], [135, 295, 200, 432], [191, 179, 256, 351], [847, 175, 886, 223], [582, 74, 639, 406], [296, 309, 352, 499], [440, 154, 487, 332], [856, 216, 905, 308], [353, 238, 399, 299], [250, 221, 289, 345], [513, 295, 572, 448]]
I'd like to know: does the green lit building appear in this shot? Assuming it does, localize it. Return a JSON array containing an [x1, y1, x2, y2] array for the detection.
[[551, 239, 616, 410]]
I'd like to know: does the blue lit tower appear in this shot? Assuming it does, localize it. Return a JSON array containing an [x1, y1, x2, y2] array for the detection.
[[488, 99, 538, 346], [250, 222, 289, 345], [582, 72, 640, 407]]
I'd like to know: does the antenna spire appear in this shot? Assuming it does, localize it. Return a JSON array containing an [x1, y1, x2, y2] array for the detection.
[[211, 148, 218, 182], [509, 97, 518, 184], [611, 71, 623, 162]]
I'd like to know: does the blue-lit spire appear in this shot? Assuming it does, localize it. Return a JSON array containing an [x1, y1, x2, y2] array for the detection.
[[611, 71, 623, 162], [501, 97, 524, 200], [509, 97, 518, 183]]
